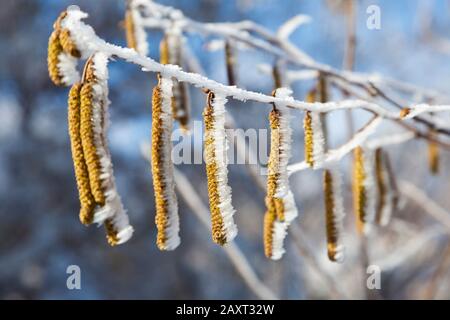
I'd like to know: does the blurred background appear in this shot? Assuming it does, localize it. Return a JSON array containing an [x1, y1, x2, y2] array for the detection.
[[1, 0, 450, 299]]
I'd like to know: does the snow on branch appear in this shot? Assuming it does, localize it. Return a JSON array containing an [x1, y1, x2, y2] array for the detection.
[[60, 7, 450, 122]]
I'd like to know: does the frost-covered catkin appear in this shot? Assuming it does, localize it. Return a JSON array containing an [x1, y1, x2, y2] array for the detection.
[[124, 2, 148, 56], [264, 89, 298, 260], [125, 9, 137, 52], [47, 11, 80, 86], [204, 91, 237, 245], [160, 31, 190, 132], [79, 53, 134, 245], [375, 149, 397, 226], [151, 75, 180, 251], [48, 30, 65, 86], [68, 82, 96, 225], [323, 167, 346, 263], [303, 89, 325, 168], [352, 146, 377, 234]]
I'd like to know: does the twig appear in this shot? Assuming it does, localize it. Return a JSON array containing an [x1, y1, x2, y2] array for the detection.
[[398, 180, 450, 233], [423, 241, 450, 299], [64, 5, 450, 156]]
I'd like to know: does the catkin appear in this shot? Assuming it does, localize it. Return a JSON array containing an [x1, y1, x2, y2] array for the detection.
[[374, 149, 397, 226], [353, 147, 366, 233], [352, 146, 376, 233], [159, 36, 170, 65], [428, 130, 439, 174], [48, 11, 81, 86], [59, 28, 81, 58], [303, 89, 325, 168], [264, 109, 282, 258], [324, 169, 344, 262], [84, 53, 134, 245], [204, 91, 237, 245], [48, 30, 65, 86], [125, 9, 137, 51], [68, 83, 97, 225], [80, 82, 106, 206], [263, 90, 298, 260], [160, 33, 190, 132], [375, 148, 386, 225], [151, 75, 180, 251], [303, 89, 316, 167]]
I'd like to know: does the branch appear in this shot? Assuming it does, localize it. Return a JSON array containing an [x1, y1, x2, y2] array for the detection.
[[62, 8, 450, 132], [398, 180, 450, 233], [136, 0, 450, 137]]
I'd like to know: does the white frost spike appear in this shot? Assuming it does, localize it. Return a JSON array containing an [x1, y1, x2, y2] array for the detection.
[[269, 88, 298, 260], [58, 52, 80, 85], [210, 93, 238, 242], [157, 76, 180, 250], [89, 52, 134, 244]]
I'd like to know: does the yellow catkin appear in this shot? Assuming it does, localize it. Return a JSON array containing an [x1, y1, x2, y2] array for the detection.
[[428, 131, 439, 175], [303, 89, 316, 167], [104, 219, 120, 246], [48, 11, 80, 85], [68, 83, 97, 225], [263, 202, 277, 258], [48, 30, 64, 86], [174, 82, 190, 131], [80, 82, 106, 206], [124, 9, 137, 50], [151, 80, 172, 249], [352, 146, 366, 233], [159, 36, 170, 65], [263, 109, 285, 258], [204, 92, 227, 245], [59, 28, 81, 58], [323, 170, 340, 262], [374, 148, 386, 225]]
